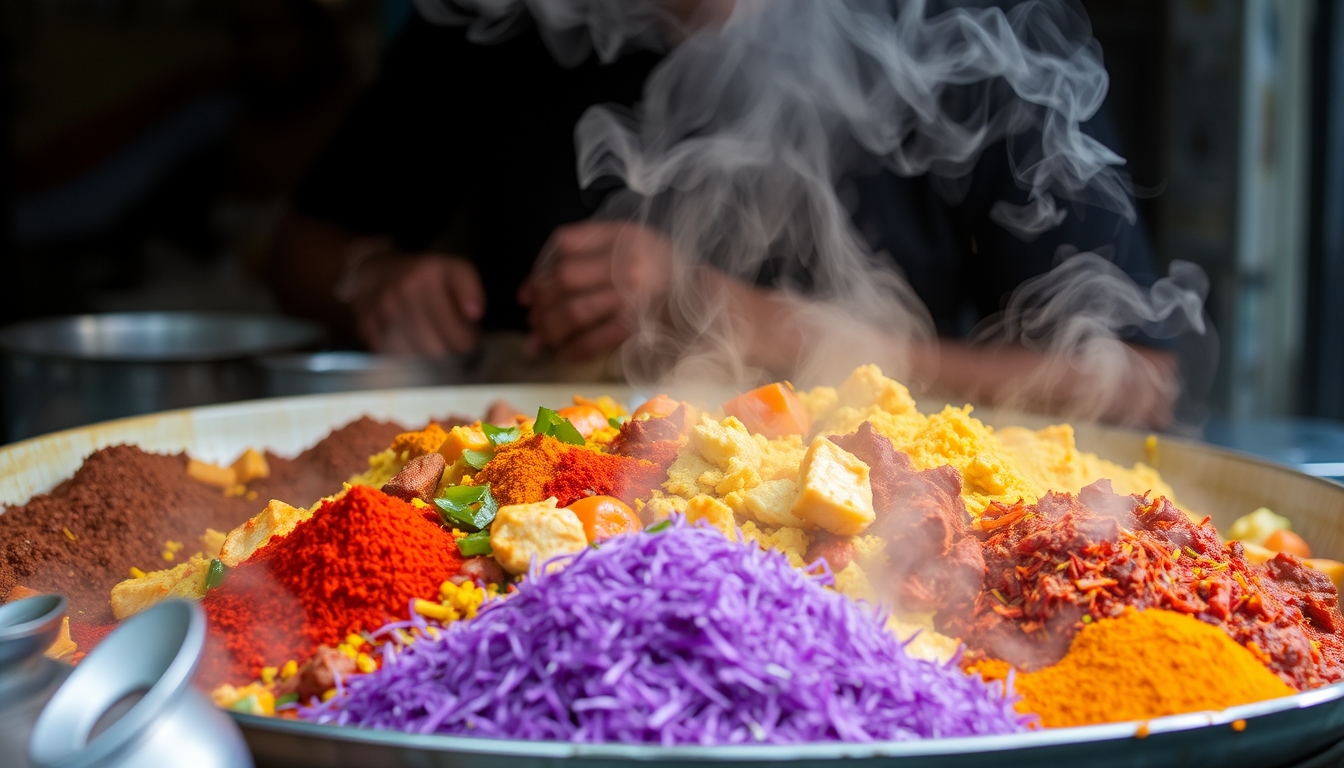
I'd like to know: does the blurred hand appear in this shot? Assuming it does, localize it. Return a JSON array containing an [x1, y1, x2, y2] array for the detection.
[[518, 220, 675, 360], [348, 254, 485, 356]]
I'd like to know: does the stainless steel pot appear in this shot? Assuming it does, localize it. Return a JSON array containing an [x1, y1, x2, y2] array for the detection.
[[0, 312, 324, 442], [256, 352, 476, 396]]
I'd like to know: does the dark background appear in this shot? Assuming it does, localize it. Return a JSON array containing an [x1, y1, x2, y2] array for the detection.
[[0, 0, 1335, 423]]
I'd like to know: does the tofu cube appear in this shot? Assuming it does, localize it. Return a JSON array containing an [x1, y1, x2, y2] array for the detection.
[[790, 436, 874, 536], [490, 498, 588, 575], [219, 499, 310, 567], [742, 478, 806, 528], [111, 555, 212, 620]]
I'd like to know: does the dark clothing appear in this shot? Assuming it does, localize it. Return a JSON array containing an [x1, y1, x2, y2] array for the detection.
[[294, 15, 661, 332], [295, 13, 1159, 340]]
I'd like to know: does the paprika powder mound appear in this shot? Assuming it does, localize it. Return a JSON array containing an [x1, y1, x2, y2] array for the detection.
[[199, 485, 462, 683]]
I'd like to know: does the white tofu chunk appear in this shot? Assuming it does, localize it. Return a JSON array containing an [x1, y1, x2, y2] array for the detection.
[[490, 498, 588, 575], [790, 437, 874, 536]]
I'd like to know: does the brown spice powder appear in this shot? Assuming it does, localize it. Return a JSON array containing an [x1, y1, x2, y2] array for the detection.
[[0, 445, 258, 640], [0, 416, 420, 648], [249, 416, 413, 508]]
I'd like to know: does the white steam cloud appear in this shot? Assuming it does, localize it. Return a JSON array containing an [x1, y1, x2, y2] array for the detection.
[[419, 0, 1209, 418]]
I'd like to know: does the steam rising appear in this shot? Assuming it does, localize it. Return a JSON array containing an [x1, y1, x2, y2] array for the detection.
[[420, 0, 1209, 418]]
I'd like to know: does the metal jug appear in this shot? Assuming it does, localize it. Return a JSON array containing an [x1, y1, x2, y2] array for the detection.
[[27, 599, 252, 768], [0, 595, 70, 768]]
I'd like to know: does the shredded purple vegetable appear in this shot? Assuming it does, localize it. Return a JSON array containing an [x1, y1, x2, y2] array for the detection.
[[301, 518, 1027, 744]]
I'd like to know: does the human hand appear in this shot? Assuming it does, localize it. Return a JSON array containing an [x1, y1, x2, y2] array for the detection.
[[518, 220, 675, 360], [347, 253, 485, 356]]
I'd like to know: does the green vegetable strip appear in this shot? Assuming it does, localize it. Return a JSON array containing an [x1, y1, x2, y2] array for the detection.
[[458, 530, 493, 557], [481, 423, 520, 446], [434, 484, 499, 532], [205, 558, 226, 591], [534, 407, 586, 446], [462, 449, 494, 470]]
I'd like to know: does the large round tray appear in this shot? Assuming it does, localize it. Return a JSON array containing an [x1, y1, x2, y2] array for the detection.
[[3, 385, 1343, 767]]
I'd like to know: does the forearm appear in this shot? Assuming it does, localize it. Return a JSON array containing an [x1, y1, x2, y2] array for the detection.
[[912, 338, 1179, 429]]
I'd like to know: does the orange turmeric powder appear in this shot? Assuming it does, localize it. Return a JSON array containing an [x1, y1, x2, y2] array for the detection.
[[470, 434, 569, 505], [390, 423, 449, 458], [972, 609, 1294, 728]]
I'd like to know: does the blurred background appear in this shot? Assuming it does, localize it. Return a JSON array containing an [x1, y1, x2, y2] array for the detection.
[[0, 0, 1340, 457]]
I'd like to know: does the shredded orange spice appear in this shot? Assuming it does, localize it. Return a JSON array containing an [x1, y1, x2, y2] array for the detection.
[[972, 609, 1293, 727], [470, 434, 570, 505]]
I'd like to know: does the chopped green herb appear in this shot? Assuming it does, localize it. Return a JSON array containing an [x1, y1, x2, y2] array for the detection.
[[607, 415, 627, 430], [481, 423, 520, 447], [275, 693, 299, 707], [205, 558, 226, 591], [458, 530, 493, 557], [534, 407, 586, 446], [462, 449, 495, 470], [647, 519, 672, 534], [434, 485, 498, 531]]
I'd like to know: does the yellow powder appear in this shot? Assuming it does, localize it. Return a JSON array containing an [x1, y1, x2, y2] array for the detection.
[[390, 423, 449, 458], [999, 609, 1294, 728]]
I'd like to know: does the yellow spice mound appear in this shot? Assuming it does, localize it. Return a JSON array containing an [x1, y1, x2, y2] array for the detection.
[[1009, 609, 1293, 728]]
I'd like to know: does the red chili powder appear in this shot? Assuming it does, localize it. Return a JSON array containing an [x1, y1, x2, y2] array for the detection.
[[542, 450, 668, 508], [198, 485, 462, 683]]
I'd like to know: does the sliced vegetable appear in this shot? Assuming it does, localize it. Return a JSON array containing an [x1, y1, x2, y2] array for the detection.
[[481, 423, 520, 447], [434, 484, 498, 532], [458, 530, 493, 557], [566, 495, 642, 542], [275, 692, 299, 707], [205, 558, 226, 591], [533, 407, 586, 446], [722, 381, 811, 439], [557, 405, 609, 439], [462, 449, 494, 471]]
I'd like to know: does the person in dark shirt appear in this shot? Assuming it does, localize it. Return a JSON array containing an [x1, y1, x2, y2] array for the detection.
[[270, 8, 1176, 425]]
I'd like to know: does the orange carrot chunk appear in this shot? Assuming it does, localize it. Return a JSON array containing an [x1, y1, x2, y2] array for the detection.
[[722, 382, 811, 439]]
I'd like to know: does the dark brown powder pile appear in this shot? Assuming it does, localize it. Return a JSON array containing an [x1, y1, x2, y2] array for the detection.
[[0, 445, 258, 640], [0, 416, 418, 648], [249, 416, 413, 507]]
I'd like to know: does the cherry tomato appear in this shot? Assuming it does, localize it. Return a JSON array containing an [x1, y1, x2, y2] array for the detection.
[[567, 495, 642, 542], [633, 393, 681, 420], [557, 405, 609, 439], [1264, 529, 1312, 558]]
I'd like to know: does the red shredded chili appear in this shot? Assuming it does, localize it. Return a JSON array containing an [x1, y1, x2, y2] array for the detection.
[[198, 485, 461, 683], [939, 480, 1344, 690]]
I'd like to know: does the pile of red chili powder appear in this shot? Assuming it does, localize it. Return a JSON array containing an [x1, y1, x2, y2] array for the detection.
[[199, 484, 463, 683]]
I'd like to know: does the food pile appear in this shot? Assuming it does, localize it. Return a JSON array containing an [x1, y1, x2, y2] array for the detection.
[[2, 365, 1341, 744]]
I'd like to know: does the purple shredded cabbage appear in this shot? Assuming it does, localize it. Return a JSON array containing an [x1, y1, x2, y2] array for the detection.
[[301, 518, 1027, 744]]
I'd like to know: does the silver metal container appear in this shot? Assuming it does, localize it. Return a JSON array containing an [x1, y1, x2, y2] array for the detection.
[[256, 352, 474, 396], [0, 312, 324, 442], [27, 600, 252, 768], [0, 595, 70, 768]]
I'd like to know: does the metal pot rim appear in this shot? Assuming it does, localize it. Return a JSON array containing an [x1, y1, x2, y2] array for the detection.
[[0, 312, 324, 363]]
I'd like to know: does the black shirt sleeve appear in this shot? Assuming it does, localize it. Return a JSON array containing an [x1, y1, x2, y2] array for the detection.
[[291, 14, 660, 332]]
